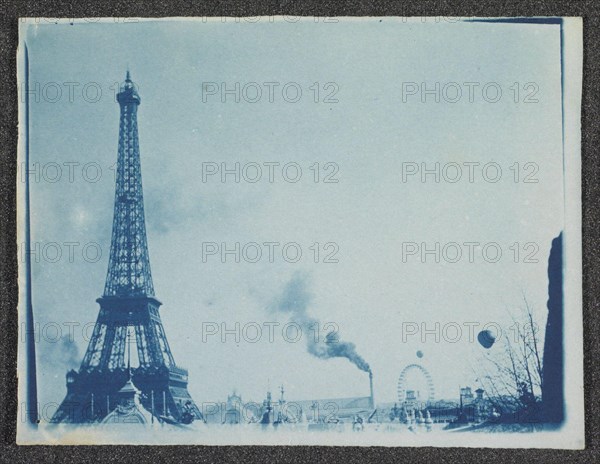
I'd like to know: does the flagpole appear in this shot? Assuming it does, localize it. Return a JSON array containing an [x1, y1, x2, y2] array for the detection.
[[24, 42, 39, 426]]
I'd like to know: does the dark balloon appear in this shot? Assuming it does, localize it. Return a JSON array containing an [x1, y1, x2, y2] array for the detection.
[[478, 330, 496, 349], [416, 350, 424, 358]]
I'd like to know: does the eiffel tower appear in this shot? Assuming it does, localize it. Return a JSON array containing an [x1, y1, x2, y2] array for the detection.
[[52, 72, 201, 424]]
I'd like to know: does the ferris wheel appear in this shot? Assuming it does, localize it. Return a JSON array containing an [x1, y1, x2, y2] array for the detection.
[[397, 363, 435, 404]]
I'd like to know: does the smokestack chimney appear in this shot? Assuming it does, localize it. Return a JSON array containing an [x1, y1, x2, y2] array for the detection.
[[369, 370, 374, 409]]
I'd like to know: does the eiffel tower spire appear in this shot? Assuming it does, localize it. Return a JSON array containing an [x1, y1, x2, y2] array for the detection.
[[51, 73, 201, 424]]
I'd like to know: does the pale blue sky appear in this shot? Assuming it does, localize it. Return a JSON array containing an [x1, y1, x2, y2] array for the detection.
[[21, 18, 564, 410]]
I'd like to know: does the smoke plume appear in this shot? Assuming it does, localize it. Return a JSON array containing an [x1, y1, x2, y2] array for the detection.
[[270, 273, 370, 373]]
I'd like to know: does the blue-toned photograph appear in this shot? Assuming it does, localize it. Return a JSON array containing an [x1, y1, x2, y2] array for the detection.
[[16, 17, 583, 447]]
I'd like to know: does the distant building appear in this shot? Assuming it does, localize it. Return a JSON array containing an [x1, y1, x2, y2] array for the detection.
[[205, 385, 376, 426], [471, 388, 493, 422], [460, 386, 475, 404], [403, 389, 423, 409], [293, 396, 374, 423], [223, 392, 243, 424]]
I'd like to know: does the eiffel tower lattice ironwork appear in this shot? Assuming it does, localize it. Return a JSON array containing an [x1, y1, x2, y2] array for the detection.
[[52, 72, 201, 424]]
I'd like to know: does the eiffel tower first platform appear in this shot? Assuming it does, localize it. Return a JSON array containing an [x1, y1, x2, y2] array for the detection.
[[51, 72, 201, 424]]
